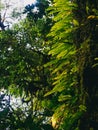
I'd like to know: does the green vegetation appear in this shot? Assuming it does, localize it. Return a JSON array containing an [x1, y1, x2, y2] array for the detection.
[[0, 0, 98, 130]]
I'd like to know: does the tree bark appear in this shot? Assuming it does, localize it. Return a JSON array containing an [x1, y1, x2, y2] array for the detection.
[[74, 0, 98, 129]]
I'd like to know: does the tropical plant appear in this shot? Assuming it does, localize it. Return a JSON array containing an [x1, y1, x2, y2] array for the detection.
[[0, 0, 53, 129], [45, 0, 98, 129]]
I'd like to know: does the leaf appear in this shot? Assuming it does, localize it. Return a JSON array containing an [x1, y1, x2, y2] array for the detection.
[[79, 105, 87, 112], [58, 94, 72, 102], [73, 19, 79, 26]]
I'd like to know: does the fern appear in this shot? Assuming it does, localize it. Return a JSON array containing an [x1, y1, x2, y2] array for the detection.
[[45, 0, 81, 129]]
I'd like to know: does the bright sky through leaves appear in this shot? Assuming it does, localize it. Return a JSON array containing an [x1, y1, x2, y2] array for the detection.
[[0, 0, 36, 25], [21, 0, 36, 6], [1, 0, 36, 6]]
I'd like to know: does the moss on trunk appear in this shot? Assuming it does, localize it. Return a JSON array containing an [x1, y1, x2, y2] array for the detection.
[[73, 0, 98, 129]]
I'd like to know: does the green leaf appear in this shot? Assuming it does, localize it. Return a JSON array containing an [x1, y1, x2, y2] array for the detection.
[[58, 94, 72, 102], [79, 105, 87, 112]]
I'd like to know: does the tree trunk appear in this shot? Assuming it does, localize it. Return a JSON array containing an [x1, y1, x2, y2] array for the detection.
[[74, 0, 98, 129]]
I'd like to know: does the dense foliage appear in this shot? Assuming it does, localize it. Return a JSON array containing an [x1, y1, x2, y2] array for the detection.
[[0, 0, 98, 130], [0, 0, 53, 129]]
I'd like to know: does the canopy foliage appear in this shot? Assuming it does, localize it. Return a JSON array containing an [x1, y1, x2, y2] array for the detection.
[[0, 0, 98, 130]]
